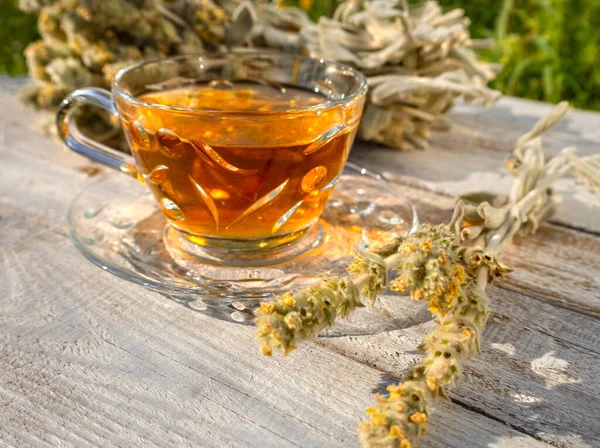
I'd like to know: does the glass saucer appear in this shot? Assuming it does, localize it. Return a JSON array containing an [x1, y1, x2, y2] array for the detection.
[[68, 162, 418, 321]]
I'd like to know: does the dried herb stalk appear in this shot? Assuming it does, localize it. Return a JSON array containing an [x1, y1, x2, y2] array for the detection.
[[300, 0, 501, 149], [255, 102, 600, 447], [19, 0, 499, 150]]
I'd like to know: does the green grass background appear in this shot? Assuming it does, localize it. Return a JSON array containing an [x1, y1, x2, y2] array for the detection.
[[0, 0, 39, 76], [2, 0, 599, 110]]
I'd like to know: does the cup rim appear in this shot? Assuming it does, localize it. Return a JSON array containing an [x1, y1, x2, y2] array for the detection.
[[112, 51, 368, 116]]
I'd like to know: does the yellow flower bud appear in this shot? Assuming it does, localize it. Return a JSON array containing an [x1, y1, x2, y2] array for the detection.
[[410, 412, 427, 425], [389, 425, 405, 439], [272, 330, 283, 343], [364, 407, 378, 416], [426, 377, 438, 391], [371, 413, 385, 426], [420, 238, 432, 251], [281, 295, 296, 307], [284, 314, 297, 330], [257, 302, 274, 314], [454, 265, 466, 283], [411, 289, 424, 300], [260, 345, 272, 357], [391, 277, 408, 293], [387, 385, 405, 399], [386, 384, 405, 395], [428, 303, 440, 313], [438, 251, 447, 264], [364, 407, 385, 426]]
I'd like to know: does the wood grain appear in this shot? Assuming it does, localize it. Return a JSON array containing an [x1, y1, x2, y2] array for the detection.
[[0, 213, 548, 448], [2, 76, 600, 448], [320, 284, 600, 447]]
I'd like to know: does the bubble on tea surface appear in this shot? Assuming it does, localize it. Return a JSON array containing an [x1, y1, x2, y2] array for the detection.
[[156, 128, 184, 159], [147, 165, 169, 185], [161, 197, 185, 221], [209, 79, 234, 90], [301, 166, 327, 193]]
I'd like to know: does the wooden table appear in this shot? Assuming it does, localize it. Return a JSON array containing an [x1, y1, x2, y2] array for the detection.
[[1, 76, 599, 448]]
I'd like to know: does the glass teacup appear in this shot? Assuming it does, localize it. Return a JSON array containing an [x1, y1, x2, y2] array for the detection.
[[57, 53, 367, 265]]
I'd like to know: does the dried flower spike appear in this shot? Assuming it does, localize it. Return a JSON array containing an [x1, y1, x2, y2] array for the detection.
[[256, 101, 600, 447], [300, 0, 501, 149], [256, 277, 363, 356], [390, 224, 466, 313]]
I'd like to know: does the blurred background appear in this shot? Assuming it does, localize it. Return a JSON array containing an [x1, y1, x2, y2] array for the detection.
[[2, 0, 599, 110]]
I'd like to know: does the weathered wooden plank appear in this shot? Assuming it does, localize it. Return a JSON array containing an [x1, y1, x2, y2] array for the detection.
[[0, 212, 548, 448], [451, 97, 600, 155], [352, 97, 600, 234], [0, 75, 29, 94], [2, 122, 599, 319], [2, 83, 599, 318], [320, 283, 600, 448], [0, 79, 97, 172], [2, 75, 599, 448]]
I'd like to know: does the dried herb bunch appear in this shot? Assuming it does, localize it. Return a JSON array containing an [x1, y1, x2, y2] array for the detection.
[[301, 0, 501, 149], [255, 102, 600, 447], [18, 0, 241, 142], [19, 0, 499, 150], [20, 0, 199, 108]]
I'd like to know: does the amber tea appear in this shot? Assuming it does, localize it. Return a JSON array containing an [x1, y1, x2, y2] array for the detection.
[[119, 81, 360, 242], [58, 54, 367, 263]]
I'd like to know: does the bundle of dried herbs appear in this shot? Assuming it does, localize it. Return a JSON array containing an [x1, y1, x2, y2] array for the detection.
[[19, 0, 499, 150], [255, 102, 600, 447], [300, 0, 501, 149]]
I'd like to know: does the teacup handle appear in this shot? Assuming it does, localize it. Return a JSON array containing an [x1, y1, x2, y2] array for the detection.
[[56, 88, 138, 177]]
